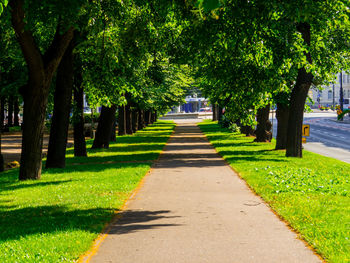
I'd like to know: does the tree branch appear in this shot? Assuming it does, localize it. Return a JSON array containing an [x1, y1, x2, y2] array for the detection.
[[44, 25, 75, 82], [9, 0, 44, 81]]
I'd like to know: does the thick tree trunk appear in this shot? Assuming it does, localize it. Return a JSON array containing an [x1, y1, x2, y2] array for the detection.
[[73, 84, 87, 157], [92, 105, 117, 149], [151, 111, 157, 123], [110, 118, 116, 142], [125, 103, 133, 135], [218, 106, 223, 121], [8, 96, 13, 127], [275, 103, 289, 150], [118, 105, 126, 136], [286, 23, 313, 157], [254, 105, 272, 142], [46, 41, 74, 168], [132, 109, 139, 133], [0, 98, 4, 172], [14, 97, 20, 126], [145, 110, 151, 126], [10, 0, 75, 180], [138, 109, 145, 129], [19, 80, 49, 180], [0, 96, 5, 130], [212, 104, 218, 121]]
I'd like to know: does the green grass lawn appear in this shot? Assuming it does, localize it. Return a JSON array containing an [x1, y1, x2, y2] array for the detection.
[[0, 121, 175, 262], [198, 120, 349, 263]]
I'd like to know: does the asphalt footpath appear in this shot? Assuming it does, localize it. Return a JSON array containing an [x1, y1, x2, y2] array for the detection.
[[88, 121, 322, 263]]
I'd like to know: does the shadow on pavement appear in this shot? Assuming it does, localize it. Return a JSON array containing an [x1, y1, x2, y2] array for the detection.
[[109, 210, 181, 235]]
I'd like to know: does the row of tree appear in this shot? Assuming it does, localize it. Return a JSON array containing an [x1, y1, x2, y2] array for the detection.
[[181, 0, 350, 156], [0, 0, 190, 180], [1, 0, 349, 180]]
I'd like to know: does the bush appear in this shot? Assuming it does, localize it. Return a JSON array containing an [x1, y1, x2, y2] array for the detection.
[[228, 123, 241, 133], [83, 113, 100, 123], [9, 126, 21, 132], [218, 115, 230, 128]]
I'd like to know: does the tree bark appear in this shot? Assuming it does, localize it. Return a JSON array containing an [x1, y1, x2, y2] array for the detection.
[[132, 109, 139, 133], [286, 23, 313, 157], [73, 83, 87, 157], [118, 105, 126, 136], [0, 96, 5, 130], [138, 109, 145, 129], [0, 98, 4, 172], [125, 103, 133, 135], [145, 110, 151, 126], [218, 106, 223, 121], [254, 105, 272, 142], [46, 40, 74, 168], [212, 104, 218, 121], [275, 103, 289, 150], [92, 105, 117, 149], [110, 118, 116, 142], [7, 96, 13, 127], [10, 0, 74, 180], [13, 96, 20, 126]]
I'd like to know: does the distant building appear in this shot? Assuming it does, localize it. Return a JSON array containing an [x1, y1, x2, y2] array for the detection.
[[309, 72, 350, 108], [171, 95, 210, 113]]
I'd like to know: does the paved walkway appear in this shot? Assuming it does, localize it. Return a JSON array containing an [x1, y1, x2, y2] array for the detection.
[[89, 122, 321, 263]]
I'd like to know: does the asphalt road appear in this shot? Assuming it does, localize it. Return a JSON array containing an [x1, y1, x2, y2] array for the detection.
[[271, 112, 350, 163]]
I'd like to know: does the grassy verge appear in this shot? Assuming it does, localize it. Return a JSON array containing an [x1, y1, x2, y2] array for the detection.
[[0, 121, 175, 262], [198, 120, 349, 263]]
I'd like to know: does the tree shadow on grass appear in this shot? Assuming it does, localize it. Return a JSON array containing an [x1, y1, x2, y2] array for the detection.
[[65, 152, 159, 165], [0, 206, 180, 242], [0, 179, 73, 192]]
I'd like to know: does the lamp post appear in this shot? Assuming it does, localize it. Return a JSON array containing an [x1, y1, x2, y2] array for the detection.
[[340, 71, 344, 121]]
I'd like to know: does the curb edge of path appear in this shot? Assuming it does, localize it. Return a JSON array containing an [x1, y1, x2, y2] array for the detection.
[[198, 124, 325, 263], [77, 124, 177, 263]]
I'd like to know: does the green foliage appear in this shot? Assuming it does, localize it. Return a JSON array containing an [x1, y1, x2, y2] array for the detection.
[[83, 113, 100, 124], [0, 0, 8, 15], [177, 0, 350, 126], [199, 121, 350, 263]]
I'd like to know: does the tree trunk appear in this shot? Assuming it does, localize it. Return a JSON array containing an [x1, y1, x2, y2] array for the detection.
[[46, 41, 74, 168], [73, 83, 87, 157], [118, 105, 126, 136], [132, 109, 139, 133], [92, 105, 117, 149], [125, 103, 133, 135], [145, 110, 151, 126], [8, 96, 13, 127], [0, 98, 4, 172], [218, 106, 223, 121], [0, 96, 5, 130], [254, 105, 272, 142], [19, 80, 50, 180], [286, 23, 313, 157], [212, 104, 218, 121], [13, 97, 20, 126], [275, 103, 289, 150], [110, 118, 116, 142], [138, 109, 145, 129], [10, 0, 75, 180], [151, 111, 157, 123]]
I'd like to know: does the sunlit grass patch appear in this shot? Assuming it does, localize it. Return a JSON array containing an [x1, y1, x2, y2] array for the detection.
[[199, 120, 350, 263], [0, 120, 175, 262]]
